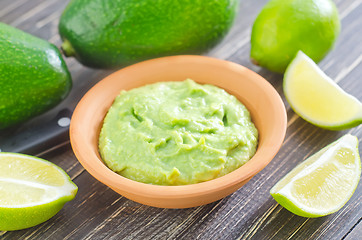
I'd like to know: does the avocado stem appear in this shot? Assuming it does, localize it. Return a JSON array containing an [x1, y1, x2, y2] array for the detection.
[[250, 57, 259, 66], [60, 39, 76, 57]]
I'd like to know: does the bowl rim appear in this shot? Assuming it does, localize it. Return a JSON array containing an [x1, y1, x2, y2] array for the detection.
[[70, 55, 287, 201]]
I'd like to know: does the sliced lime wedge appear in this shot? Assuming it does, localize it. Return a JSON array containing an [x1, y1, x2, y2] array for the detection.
[[0, 152, 77, 231], [283, 51, 362, 130], [270, 134, 361, 218]]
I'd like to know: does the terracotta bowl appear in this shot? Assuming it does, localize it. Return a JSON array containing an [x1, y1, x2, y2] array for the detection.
[[70, 55, 287, 208]]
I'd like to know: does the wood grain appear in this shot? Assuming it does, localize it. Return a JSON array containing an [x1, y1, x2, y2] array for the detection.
[[344, 219, 362, 240], [0, 0, 361, 239]]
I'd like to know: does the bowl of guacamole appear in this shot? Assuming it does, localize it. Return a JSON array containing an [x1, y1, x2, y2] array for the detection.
[[70, 55, 287, 208], [99, 79, 258, 185]]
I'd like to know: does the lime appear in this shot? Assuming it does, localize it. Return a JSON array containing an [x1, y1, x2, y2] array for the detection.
[[283, 51, 362, 130], [0, 152, 77, 231], [250, 0, 340, 73], [270, 134, 361, 218]]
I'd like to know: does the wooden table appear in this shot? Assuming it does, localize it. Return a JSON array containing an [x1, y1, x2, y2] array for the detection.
[[1, 0, 361, 239]]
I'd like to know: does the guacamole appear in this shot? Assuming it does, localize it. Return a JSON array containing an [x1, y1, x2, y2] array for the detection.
[[99, 79, 258, 185]]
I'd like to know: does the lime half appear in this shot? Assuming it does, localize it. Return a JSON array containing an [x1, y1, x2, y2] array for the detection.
[[270, 134, 361, 218], [0, 152, 77, 231], [284, 51, 362, 130]]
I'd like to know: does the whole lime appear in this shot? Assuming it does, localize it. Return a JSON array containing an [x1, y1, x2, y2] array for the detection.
[[250, 0, 341, 73]]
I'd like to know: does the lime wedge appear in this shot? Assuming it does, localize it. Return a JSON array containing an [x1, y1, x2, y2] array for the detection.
[[0, 152, 77, 231], [283, 51, 362, 130], [270, 134, 361, 218]]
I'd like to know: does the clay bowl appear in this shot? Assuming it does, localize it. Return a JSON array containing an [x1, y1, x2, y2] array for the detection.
[[70, 55, 287, 208]]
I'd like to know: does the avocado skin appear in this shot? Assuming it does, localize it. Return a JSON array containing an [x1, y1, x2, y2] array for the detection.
[[0, 23, 72, 130], [59, 0, 239, 69]]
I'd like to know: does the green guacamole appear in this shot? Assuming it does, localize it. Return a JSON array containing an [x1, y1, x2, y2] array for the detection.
[[99, 79, 258, 185]]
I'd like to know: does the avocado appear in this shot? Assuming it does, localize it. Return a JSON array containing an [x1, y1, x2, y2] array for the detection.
[[0, 23, 72, 130], [59, 0, 239, 68]]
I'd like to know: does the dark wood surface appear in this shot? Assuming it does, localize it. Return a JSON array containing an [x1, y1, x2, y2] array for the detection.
[[1, 0, 361, 239]]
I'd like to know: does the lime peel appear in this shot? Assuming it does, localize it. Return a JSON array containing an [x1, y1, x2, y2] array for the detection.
[[270, 134, 361, 218], [250, 0, 340, 73], [283, 51, 362, 130]]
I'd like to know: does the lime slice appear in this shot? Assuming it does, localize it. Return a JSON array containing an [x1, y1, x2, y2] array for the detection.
[[283, 51, 362, 130], [0, 152, 77, 231], [270, 134, 361, 218]]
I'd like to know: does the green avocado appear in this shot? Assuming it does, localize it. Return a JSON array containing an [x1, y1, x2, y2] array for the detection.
[[0, 23, 72, 130], [58, 0, 239, 68]]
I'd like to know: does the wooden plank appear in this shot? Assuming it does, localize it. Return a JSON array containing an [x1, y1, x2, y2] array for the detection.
[[344, 220, 362, 240], [0, 0, 361, 239], [1, 0, 57, 28]]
